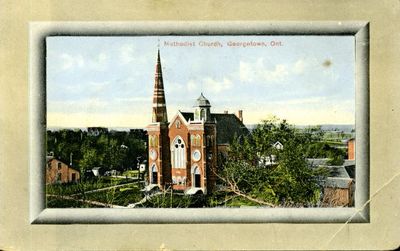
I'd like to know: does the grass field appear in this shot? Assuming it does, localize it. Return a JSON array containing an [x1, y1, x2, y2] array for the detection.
[[46, 176, 141, 208]]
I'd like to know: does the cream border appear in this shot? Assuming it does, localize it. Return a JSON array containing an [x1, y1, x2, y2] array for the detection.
[[1, 1, 399, 250]]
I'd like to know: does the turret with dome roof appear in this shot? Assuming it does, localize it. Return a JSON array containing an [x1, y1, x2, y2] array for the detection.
[[194, 92, 211, 122]]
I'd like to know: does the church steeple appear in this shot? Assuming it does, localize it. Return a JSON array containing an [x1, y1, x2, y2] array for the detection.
[[152, 49, 168, 123]]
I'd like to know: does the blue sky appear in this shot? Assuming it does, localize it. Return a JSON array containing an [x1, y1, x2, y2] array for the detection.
[[46, 35, 355, 128]]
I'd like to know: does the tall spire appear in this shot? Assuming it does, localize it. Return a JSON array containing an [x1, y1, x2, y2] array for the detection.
[[152, 49, 168, 123]]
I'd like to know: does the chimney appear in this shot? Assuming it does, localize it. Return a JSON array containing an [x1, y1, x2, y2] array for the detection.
[[70, 153, 73, 166], [236, 110, 243, 122], [224, 110, 228, 114]]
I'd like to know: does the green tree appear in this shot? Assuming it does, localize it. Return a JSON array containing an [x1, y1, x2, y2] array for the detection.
[[216, 118, 328, 207], [79, 148, 101, 172]]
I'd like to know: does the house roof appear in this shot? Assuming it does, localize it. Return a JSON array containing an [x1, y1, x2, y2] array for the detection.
[[325, 177, 353, 188], [211, 113, 249, 144], [46, 156, 54, 162], [46, 156, 80, 173], [180, 112, 194, 121], [327, 165, 350, 178], [179, 111, 249, 145], [343, 159, 355, 166], [307, 159, 351, 179]]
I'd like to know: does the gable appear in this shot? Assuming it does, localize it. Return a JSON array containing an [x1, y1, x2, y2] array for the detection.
[[169, 112, 189, 130]]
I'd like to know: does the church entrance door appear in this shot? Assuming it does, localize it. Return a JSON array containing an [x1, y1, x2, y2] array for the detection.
[[152, 171, 158, 184], [151, 164, 158, 184], [194, 174, 201, 188], [192, 166, 201, 188]]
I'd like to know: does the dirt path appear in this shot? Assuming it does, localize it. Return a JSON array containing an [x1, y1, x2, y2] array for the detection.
[[127, 192, 162, 208], [69, 181, 137, 196]]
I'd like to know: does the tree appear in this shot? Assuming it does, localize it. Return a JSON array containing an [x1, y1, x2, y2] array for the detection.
[[216, 118, 328, 207], [79, 148, 101, 172]]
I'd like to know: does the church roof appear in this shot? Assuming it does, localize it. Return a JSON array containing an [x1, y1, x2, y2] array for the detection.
[[179, 111, 249, 145], [194, 93, 211, 107], [180, 112, 194, 121]]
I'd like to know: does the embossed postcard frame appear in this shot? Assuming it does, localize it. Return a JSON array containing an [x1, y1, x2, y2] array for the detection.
[[29, 21, 369, 224]]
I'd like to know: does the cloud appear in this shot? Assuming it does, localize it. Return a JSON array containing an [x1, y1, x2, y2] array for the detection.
[[244, 98, 355, 125], [168, 82, 185, 92], [48, 98, 108, 113], [88, 81, 110, 93], [270, 96, 327, 106], [293, 59, 306, 74], [115, 97, 152, 103], [60, 53, 85, 70], [184, 76, 233, 97], [239, 57, 339, 86], [187, 80, 198, 92], [203, 77, 233, 93], [88, 52, 108, 70], [63, 84, 84, 94], [47, 112, 150, 128], [239, 58, 289, 83], [58, 52, 108, 71], [119, 44, 136, 64]]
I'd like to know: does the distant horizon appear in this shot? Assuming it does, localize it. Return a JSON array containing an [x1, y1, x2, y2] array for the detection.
[[47, 36, 355, 128], [47, 123, 355, 131]]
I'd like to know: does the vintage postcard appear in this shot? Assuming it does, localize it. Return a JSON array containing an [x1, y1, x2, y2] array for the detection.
[[45, 35, 357, 209], [1, 1, 399, 248]]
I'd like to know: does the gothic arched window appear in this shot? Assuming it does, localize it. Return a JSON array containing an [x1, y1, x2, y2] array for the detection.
[[154, 136, 159, 147], [171, 136, 186, 169], [149, 136, 154, 147], [191, 135, 195, 146], [196, 135, 201, 146], [191, 134, 201, 147]]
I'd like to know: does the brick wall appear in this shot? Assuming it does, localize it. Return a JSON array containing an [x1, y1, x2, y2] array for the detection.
[[46, 159, 80, 184], [347, 139, 355, 160]]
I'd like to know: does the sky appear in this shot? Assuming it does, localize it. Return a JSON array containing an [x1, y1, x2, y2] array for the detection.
[[46, 35, 355, 128]]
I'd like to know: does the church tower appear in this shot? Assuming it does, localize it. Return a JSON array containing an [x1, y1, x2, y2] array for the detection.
[[146, 50, 171, 189], [152, 50, 168, 123], [188, 93, 217, 194]]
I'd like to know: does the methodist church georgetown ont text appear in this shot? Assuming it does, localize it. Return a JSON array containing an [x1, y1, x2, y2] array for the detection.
[[145, 50, 248, 195]]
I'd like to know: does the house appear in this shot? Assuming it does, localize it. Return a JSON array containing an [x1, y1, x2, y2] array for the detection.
[[322, 165, 354, 207], [308, 158, 354, 207], [346, 138, 355, 160], [46, 156, 80, 184], [87, 127, 108, 137], [258, 141, 284, 166], [273, 141, 283, 150], [145, 50, 249, 195], [91, 166, 105, 177]]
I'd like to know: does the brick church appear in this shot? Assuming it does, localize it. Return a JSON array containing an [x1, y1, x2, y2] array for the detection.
[[146, 50, 248, 194]]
